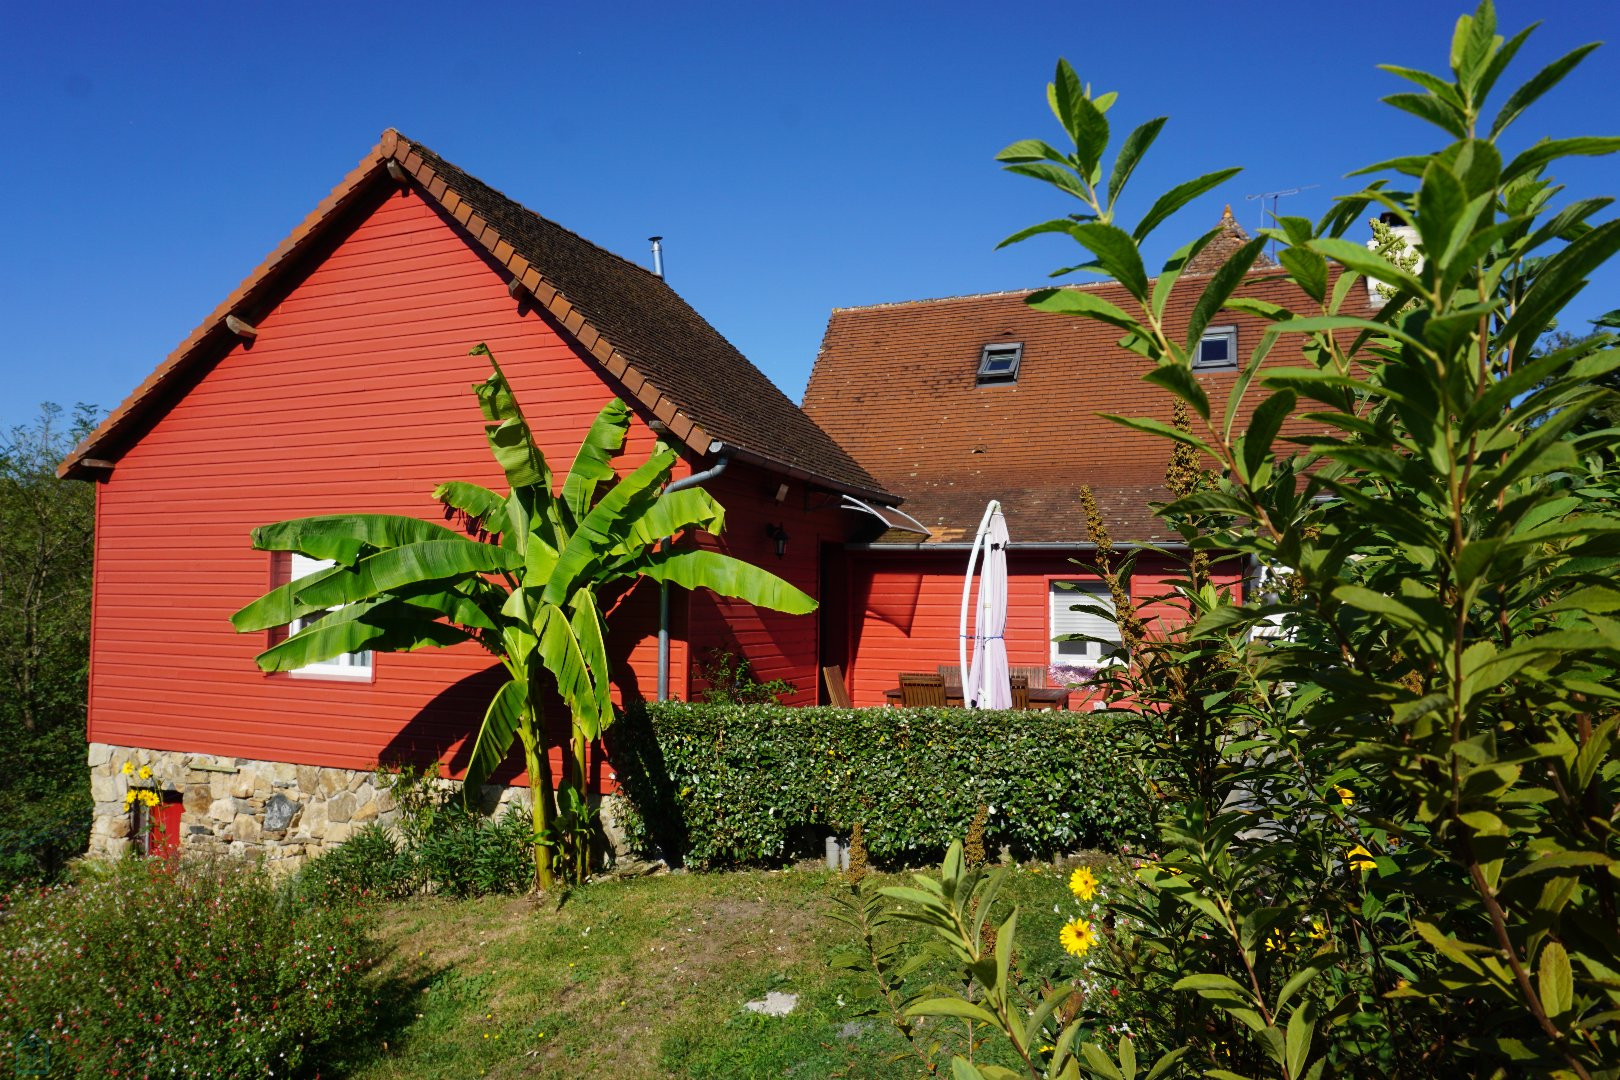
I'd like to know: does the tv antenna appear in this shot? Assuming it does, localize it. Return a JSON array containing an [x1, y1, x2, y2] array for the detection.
[[1245, 185, 1319, 260]]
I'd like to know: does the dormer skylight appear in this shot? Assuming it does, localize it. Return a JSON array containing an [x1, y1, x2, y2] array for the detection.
[[976, 342, 1022, 384]]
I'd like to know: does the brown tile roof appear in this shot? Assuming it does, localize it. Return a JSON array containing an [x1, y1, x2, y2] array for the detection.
[[62, 131, 890, 501], [803, 237, 1367, 545]]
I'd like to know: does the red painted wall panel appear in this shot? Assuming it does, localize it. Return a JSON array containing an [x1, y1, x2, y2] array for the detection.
[[843, 550, 1242, 708], [88, 187, 699, 787], [684, 463, 855, 706]]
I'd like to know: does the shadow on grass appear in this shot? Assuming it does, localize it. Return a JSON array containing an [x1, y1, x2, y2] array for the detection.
[[317, 949, 454, 1077]]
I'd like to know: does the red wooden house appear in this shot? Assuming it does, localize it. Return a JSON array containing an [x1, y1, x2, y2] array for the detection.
[[63, 131, 895, 863], [65, 130, 1358, 864], [802, 209, 1369, 709]]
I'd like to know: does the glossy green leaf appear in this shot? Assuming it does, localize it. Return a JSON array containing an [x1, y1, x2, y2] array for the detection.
[[1186, 235, 1269, 348], [542, 447, 678, 605], [1491, 42, 1599, 137], [462, 678, 529, 797], [1133, 168, 1243, 243], [1538, 941, 1573, 1017], [432, 481, 508, 525], [286, 538, 522, 610], [633, 549, 817, 614], [562, 398, 631, 524], [1071, 223, 1149, 302], [1027, 286, 1142, 333], [470, 344, 552, 492], [250, 513, 472, 564], [1142, 365, 1210, 420], [1107, 116, 1167, 210]]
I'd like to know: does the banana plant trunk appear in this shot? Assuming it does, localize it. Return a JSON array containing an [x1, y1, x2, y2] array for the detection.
[[571, 731, 589, 884], [520, 694, 556, 893]]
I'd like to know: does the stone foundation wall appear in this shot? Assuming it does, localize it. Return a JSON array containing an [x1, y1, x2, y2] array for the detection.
[[86, 742, 624, 874]]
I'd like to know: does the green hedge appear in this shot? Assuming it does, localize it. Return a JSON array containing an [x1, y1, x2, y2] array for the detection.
[[607, 703, 1153, 868]]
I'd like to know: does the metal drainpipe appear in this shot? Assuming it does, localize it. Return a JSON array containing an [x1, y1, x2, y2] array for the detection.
[[657, 449, 731, 700]]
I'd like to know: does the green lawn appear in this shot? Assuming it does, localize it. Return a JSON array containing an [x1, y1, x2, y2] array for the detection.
[[345, 860, 1098, 1079]]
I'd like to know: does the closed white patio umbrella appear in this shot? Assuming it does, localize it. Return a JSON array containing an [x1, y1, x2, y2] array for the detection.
[[960, 500, 1011, 709]]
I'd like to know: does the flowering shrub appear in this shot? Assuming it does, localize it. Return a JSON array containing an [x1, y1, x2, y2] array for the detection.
[[610, 702, 1153, 868], [0, 857, 377, 1077]]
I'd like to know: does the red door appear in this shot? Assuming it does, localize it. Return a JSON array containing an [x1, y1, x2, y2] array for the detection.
[[147, 799, 183, 857]]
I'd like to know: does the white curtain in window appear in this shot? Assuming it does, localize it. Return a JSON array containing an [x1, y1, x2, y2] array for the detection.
[[1050, 582, 1118, 663]]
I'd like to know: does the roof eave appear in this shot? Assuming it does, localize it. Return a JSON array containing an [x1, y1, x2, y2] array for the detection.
[[706, 441, 900, 505], [61, 130, 878, 499]]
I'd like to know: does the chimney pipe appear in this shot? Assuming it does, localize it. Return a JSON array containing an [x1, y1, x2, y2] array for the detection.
[[649, 236, 664, 279]]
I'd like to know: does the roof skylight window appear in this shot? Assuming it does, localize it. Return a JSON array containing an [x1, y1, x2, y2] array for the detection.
[[976, 343, 1022, 384]]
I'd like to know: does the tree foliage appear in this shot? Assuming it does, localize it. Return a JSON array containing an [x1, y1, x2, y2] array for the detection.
[[0, 403, 97, 885], [871, 4, 1620, 1076]]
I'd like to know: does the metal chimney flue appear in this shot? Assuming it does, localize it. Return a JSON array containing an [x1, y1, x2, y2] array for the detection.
[[649, 236, 664, 280]]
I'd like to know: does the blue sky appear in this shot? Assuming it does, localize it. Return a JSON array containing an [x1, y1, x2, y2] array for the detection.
[[2, 1, 1616, 434]]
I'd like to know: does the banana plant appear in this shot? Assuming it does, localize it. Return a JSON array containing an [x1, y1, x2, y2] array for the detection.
[[232, 344, 816, 889]]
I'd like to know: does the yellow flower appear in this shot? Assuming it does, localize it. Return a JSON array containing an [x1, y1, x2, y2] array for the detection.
[[1059, 917, 1095, 957], [1334, 786, 1353, 807], [1307, 918, 1327, 941], [1068, 866, 1097, 902], [1347, 844, 1377, 872], [1264, 929, 1291, 953], [121, 762, 134, 776], [138, 765, 152, 780]]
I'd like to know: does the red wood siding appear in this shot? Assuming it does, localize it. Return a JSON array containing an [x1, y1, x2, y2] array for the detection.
[[843, 550, 1242, 708], [684, 463, 855, 706], [88, 186, 692, 787]]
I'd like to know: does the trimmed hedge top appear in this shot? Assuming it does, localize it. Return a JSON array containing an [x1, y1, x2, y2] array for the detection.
[[607, 702, 1152, 868]]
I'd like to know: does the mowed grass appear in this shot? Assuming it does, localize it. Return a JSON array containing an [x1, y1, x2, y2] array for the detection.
[[347, 861, 1091, 1079]]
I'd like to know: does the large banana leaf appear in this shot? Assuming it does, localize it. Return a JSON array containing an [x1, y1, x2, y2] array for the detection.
[[618, 486, 727, 552], [501, 587, 538, 664], [471, 344, 551, 493], [396, 586, 501, 633], [541, 446, 677, 605], [535, 603, 609, 738], [253, 600, 472, 672], [251, 514, 474, 564], [289, 538, 522, 609], [433, 481, 509, 525], [633, 548, 818, 614], [462, 677, 529, 796], [232, 560, 349, 632], [562, 399, 630, 524], [566, 587, 613, 739]]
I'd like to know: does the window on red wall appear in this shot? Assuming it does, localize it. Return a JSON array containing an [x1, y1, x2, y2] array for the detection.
[[1049, 580, 1123, 664], [267, 552, 374, 680]]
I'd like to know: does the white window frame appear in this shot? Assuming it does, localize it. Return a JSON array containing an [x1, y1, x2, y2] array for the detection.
[[286, 553, 374, 681], [1194, 325, 1238, 370], [1048, 580, 1122, 665]]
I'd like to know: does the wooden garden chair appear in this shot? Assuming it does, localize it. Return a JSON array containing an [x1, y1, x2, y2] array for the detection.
[[1009, 672, 1031, 710], [899, 672, 948, 707], [822, 664, 853, 708]]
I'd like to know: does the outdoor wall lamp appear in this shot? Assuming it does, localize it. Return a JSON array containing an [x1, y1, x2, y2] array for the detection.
[[766, 523, 789, 559]]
